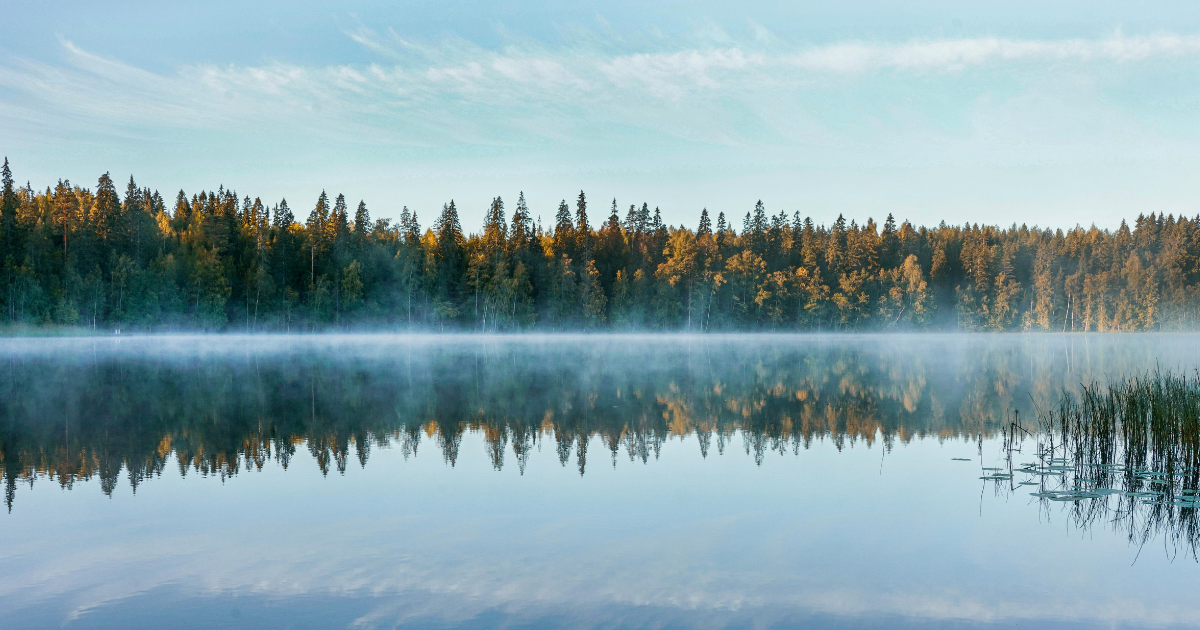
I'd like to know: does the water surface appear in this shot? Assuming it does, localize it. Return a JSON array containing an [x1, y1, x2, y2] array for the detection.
[[3, 334, 1200, 629]]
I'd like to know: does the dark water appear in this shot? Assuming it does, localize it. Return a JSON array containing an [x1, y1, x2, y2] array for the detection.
[[3, 333, 1200, 629]]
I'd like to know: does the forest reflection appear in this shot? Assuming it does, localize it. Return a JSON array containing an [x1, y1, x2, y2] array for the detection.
[[0, 334, 1192, 511]]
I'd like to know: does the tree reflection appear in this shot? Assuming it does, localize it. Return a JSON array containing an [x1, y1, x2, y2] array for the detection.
[[0, 336, 1189, 512]]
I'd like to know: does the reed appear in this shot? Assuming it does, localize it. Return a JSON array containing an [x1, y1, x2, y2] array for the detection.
[[1007, 369, 1200, 559]]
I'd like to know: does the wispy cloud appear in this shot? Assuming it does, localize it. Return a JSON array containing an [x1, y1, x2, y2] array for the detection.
[[789, 33, 1200, 72], [2, 30, 1200, 149], [598, 48, 762, 98]]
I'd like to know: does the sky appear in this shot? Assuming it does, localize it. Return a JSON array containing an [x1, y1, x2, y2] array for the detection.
[[3, 1, 1200, 231]]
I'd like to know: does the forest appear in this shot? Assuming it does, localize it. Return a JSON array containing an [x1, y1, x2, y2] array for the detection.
[[1, 158, 1197, 331]]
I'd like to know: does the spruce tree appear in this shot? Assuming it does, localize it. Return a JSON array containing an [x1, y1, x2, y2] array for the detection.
[[636, 203, 651, 234], [92, 174, 122, 255], [274, 199, 294, 229], [575, 190, 591, 258], [396, 206, 414, 242], [0, 159, 13, 238], [307, 192, 329, 233], [881, 212, 899, 268], [251, 198, 267, 244], [623, 204, 638, 233], [595, 200, 626, 299], [53, 179, 75, 262], [306, 192, 330, 287], [715, 211, 729, 251], [483, 196, 506, 253], [332, 193, 349, 241], [575, 191, 589, 232], [510, 193, 531, 252], [122, 176, 146, 261], [434, 200, 465, 310], [0, 159, 14, 308], [554, 199, 574, 248], [172, 190, 190, 232], [353, 201, 370, 234]]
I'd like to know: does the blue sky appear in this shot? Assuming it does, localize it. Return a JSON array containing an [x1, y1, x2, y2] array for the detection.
[[3, 1, 1200, 231]]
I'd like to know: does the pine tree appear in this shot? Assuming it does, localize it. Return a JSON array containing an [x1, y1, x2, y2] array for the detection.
[[274, 199, 294, 229], [636, 203, 651, 234], [623, 204, 638, 234], [554, 199, 574, 257], [434, 200, 465, 313], [575, 191, 589, 232], [92, 173, 122, 251], [715, 211, 729, 253], [332, 193, 349, 241], [826, 214, 847, 279], [399, 206, 421, 244], [250, 198, 267, 244], [595, 200, 626, 299], [510, 193, 532, 252], [483, 196, 506, 253], [0, 159, 14, 247], [0, 159, 16, 318], [306, 191, 330, 288], [172, 190, 190, 233], [353, 201, 370, 234], [122, 175, 157, 263], [53, 179, 75, 263], [881, 212, 899, 268], [307, 192, 330, 234]]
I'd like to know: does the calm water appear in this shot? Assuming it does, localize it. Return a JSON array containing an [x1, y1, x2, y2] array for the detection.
[[3, 333, 1200, 629]]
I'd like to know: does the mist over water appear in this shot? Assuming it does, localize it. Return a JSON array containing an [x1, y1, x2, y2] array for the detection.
[[4, 333, 1200, 629]]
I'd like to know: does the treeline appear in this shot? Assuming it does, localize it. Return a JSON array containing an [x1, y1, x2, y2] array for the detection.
[[2, 158, 1198, 330]]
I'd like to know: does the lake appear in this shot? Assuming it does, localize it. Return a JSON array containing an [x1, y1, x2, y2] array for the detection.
[[3, 333, 1200, 629]]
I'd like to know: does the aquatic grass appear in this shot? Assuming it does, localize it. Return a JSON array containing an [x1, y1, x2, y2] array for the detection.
[[1011, 368, 1200, 559]]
